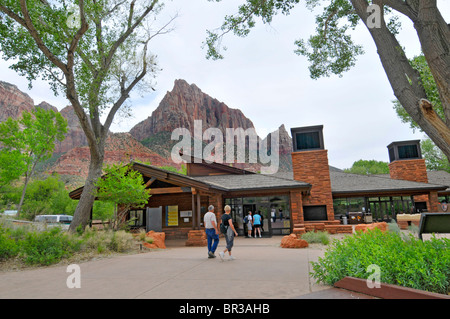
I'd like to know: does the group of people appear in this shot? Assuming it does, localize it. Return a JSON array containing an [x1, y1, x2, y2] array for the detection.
[[203, 206, 281, 261], [203, 204, 238, 261], [244, 211, 263, 238]]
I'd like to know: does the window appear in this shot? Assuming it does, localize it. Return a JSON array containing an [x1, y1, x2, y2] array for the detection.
[[387, 140, 421, 162], [129, 210, 144, 227], [291, 125, 324, 152], [398, 144, 419, 159], [296, 131, 321, 150]]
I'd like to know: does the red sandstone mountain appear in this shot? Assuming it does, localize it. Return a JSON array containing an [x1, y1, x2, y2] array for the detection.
[[0, 78, 293, 181], [50, 132, 177, 180], [0, 81, 35, 122], [130, 79, 256, 140], [130, 79, 293, 172]]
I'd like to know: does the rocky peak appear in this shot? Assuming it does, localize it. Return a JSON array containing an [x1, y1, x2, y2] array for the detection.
[[36, 101, 58, 113], [129, 79, 256, 141]]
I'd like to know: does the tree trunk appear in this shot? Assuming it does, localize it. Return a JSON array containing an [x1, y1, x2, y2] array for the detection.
[[16, 173, 30, 219], [68, 146, 105, 233], [351, 0, 450, 161]]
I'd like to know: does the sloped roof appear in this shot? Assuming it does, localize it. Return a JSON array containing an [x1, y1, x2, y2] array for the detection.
[[191, 173, 311, 192], [329, 171, 447, 195], [268, 170, 448, 195], [427, 171, 450, 193]]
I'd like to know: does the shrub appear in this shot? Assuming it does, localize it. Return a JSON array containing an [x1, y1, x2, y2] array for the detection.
[[0, 225, 19, 260], [310, 229, 450, 295], [80, 227, 136, 254], [301, 231, 330, 245], [20, 227, 82, 266], [387, 221, 400, 234]]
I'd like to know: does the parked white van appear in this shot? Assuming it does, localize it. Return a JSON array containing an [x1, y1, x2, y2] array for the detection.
[[34, 215, 73, 225]]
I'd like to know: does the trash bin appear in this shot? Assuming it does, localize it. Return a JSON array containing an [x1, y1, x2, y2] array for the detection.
[[342, 216, 348, 225], [349, 212, 363, 224]]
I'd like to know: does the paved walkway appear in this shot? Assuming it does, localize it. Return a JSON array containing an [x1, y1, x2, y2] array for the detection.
[[0, 236, 373, 299]]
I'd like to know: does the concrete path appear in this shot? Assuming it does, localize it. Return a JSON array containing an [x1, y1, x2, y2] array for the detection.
[[0, 236, 372, 299]]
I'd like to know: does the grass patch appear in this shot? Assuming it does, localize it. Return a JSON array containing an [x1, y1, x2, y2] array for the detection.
[[301, 231, 330, 245]]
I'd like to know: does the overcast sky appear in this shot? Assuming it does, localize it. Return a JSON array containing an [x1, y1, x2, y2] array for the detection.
[[1, 0, 449, 170]]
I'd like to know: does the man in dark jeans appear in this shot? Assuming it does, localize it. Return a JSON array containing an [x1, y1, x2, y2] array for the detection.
[[204, 205, 219, 258]]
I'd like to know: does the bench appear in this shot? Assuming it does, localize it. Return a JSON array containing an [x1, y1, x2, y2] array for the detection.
[[418, 213, 450, 240]]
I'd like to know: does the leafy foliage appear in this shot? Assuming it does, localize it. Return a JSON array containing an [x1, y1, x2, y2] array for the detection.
[[0, 220, 137, 266], [311, 229, 450, 295], [421, 138, 450, 173], [95, 163, 149, 208], [344, 159, 389, 175], [0, 108, 67, 216]]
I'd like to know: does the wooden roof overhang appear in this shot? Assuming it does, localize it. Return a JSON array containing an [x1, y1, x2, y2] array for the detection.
[[68, 162, 228, 200], [332, 186, 448, 199]]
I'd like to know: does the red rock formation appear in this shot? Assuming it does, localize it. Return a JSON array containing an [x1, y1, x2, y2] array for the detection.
[[50, 132, 179, 180], [143, 231, 166, 249], [0, 81, 35, 122], [280, 233, 309, 248], [130, 79, 256, 140], [54, 105, 88, 154], [130, 79, 293, 172]]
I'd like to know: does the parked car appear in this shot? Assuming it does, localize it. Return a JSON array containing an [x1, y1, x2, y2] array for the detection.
[[34, 215, 73, 227]]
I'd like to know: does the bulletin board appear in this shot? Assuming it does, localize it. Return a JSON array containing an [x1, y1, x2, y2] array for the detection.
[[166, 205, 179, 226]]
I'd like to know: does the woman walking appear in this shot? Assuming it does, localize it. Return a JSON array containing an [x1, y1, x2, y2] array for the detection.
[[219, 205, 238, 261]]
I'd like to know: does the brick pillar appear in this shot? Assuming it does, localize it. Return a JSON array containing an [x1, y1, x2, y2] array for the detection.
[[389, 159, 434, 211], [290, 190, 304, 224], [291, 150, 334, 221], [428, 191, 439, 212], [389, 159, 428, 183]]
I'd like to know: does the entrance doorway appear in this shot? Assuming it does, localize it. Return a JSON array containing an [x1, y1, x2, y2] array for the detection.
[[225, 195, 291, 237]]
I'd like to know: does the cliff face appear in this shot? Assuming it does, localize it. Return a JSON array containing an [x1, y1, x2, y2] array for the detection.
[[50, 132, 178, 181], [0, 81, 35, 122], [55, 105, 88, 154], [130, 79, 293, 172], [130, 79, 256, 140]]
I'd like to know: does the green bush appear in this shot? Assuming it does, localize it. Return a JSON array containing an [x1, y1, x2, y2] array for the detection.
[[301, 231, 330, 245], [20, 227, 82, 266], [311, 229, 450, 295], [0, 225, 19, 260]]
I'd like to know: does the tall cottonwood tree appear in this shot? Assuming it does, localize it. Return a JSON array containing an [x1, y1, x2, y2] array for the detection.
[[205, 0, 450, 161], [0, 0, 174, 231]]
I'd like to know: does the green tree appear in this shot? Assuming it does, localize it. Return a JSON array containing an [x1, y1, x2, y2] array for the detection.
[[0, 0, 174, 232], [95, 163, 150, 230], [344, 159, 389, 175], [421, 138, 450, 173], [0, 108, 67, 217], [205, 0, 450, 161]]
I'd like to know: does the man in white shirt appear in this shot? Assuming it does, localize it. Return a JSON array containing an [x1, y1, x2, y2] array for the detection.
[[204, 205, 219, 258]]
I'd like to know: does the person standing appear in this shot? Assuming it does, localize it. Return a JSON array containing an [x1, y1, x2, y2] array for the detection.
[[219, 205, 238, 261], [244, 211, 253, 238], [204, 205, 219, 258], [253, 211, 262, 238]]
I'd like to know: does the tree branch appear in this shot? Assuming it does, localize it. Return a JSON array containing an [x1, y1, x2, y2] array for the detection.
[[2, 2, 68, 73]]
